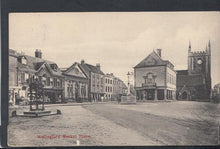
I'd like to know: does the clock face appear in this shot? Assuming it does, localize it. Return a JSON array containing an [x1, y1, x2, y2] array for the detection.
[[197, 59, 203, 64]]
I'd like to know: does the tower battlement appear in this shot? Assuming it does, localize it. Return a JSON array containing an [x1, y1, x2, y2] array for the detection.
[[191, 50, 207, 55]]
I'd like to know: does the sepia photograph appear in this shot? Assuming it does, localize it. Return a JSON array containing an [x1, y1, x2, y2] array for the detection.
[[7, 12, 220, 146]]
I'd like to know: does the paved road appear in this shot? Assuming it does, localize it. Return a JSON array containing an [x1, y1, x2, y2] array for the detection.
[[82, 104, 219, 145]]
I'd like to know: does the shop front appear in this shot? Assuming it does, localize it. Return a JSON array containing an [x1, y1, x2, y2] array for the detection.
[[43, 88, 64, 103]]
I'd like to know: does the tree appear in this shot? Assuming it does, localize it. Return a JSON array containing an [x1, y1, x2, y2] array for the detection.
[[29, 78, 45, 111]]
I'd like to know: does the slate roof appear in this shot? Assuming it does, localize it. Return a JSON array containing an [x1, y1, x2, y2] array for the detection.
[[176, 70, 188, 75], [79, 63, 105, 79], [10, 49, 63, 77], [134, 50, 174, 69]]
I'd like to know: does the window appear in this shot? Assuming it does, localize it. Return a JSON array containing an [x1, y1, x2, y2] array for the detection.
[[57, 79, 60, 87], [24, 73, 29, 82], [21, 57, 27, 65], [21, 73, 25, 83], [143, 72, 156, 85], [50, 78, 53, 86]]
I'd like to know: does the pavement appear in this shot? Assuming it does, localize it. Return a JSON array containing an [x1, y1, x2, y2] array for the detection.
[[7, 101, 220, 146]]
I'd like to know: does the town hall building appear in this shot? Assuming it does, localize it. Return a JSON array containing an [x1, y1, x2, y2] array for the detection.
[[134, 49, 176, 101]]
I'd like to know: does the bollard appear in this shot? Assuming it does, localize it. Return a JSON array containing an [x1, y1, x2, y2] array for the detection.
[[57, 109, 61, 115]]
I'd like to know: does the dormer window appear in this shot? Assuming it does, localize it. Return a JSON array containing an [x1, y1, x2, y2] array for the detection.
[[50, 64, 58, 71], [18, 56, 27, 65], [21, 57, 27, 64]]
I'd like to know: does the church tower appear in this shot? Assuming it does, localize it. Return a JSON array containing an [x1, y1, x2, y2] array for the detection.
[[188, 41, 211, 77], [187, 41, 211, 99]]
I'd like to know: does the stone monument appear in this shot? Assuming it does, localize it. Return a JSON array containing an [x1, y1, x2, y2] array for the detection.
[[120, 72, 136, 104]]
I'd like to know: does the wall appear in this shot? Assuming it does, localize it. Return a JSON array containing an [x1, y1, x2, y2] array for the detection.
[[9, 56, 17, 86], [134, 66, 166, 87], [104, 75, 113, 99], [90, 72, 105, 94], [166, 66, 176, 89]]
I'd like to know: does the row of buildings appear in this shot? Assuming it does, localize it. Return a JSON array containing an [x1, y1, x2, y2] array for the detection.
[[9, 40, 215, 103], [133, 41, 212, 101], [9, 49, 127, 104]]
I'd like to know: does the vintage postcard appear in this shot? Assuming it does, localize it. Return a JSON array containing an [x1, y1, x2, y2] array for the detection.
[[7, 12, 220, 146]]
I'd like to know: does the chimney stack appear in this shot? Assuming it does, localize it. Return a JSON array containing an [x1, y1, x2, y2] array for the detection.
[[96, 63, 100, 70], [81, 59, 85, 64], [35, 49, 42, 58], [156, 49, 162, 57]]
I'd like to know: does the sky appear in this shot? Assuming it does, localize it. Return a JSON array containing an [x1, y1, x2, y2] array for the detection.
[[9, 12, 220, 87]]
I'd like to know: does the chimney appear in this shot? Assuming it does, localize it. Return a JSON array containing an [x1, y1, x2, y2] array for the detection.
[[96, 63, 100, 70], [81, 59, 85, 64], [156, 49, 161, 57], [35, 49, 42, 58]]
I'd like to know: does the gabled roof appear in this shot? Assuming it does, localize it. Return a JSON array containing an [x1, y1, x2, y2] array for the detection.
[[10, 49, 63, 77], [62, 62, 87, 79], [134, 50, 174, 69], [79, 63, 105, 78]]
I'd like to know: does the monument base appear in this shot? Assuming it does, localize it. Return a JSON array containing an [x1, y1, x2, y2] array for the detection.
[[120, 95, 136, 104], [12, 110, 61, 118], [23, 111, 51, 117]]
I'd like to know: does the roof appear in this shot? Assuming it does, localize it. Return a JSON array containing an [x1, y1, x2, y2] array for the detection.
[[214, 83, 220, 88], [62, 62, 87, 79], [176, 70, 188, 75], [134, 50, 174, 70], [11, 49, 63, 77], [79, 63, 105, 78]]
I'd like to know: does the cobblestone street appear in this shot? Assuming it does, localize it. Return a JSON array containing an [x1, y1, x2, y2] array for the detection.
[[8, 101, 220, 146]]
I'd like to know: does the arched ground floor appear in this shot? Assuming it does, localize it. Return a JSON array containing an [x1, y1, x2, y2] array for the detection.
[[135, 87, 176, 101]]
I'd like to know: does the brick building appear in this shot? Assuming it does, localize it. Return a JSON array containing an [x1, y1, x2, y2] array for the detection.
[[134, 49, 176, 101], [79, 60, 105, 102], [176, 41, 212, 101], [112, 77, 125, 100], [104, 73, 114, 101], [9, 49, 64, 104]]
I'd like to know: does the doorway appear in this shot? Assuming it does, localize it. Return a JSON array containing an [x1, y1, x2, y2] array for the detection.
[[147, 89, 155, 100], [182, 91, 188, 100]]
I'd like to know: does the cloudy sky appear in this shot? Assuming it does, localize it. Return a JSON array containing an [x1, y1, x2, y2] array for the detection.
[[9, 12, 220, 86]]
